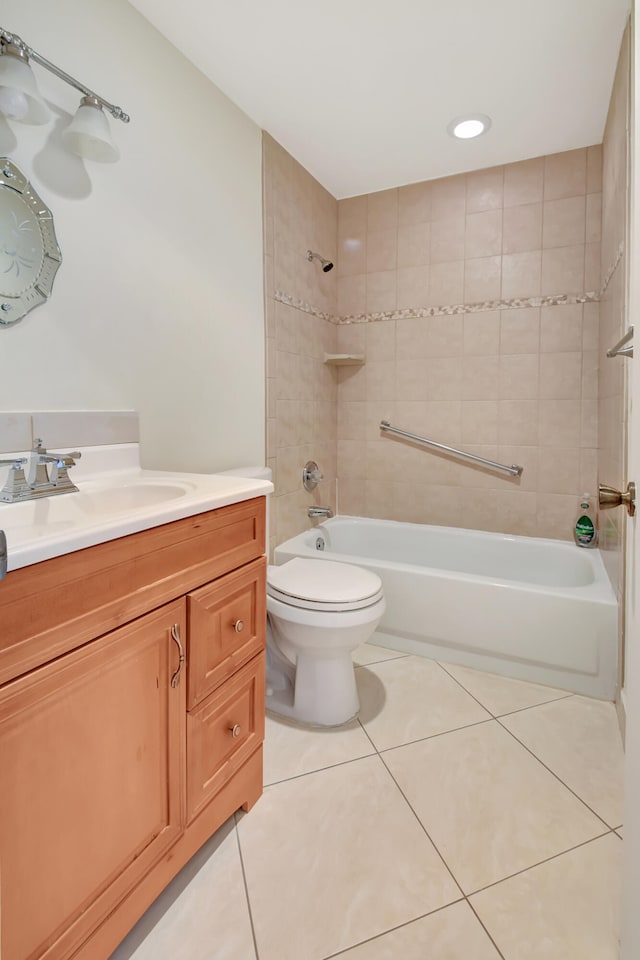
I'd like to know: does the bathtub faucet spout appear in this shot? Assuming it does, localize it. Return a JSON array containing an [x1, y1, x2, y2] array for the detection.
[[308, 506, 333, 519]]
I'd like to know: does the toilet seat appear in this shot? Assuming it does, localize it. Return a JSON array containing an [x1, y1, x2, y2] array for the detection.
[[267, 558, 383, 612]]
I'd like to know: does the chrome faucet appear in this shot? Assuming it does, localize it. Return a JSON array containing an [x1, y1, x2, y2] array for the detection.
[[0, 439, 81, 503], [308, 505, 333, 519]]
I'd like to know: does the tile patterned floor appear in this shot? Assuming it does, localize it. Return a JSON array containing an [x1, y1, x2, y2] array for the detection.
[[110, 642, 624, 960]]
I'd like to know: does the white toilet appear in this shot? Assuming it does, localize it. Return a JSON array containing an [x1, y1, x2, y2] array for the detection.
[[266, 557, 385, 726], [215, 465, 385, 727]]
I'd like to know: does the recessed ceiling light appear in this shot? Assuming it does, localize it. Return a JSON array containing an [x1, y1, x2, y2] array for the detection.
[[447, 114, 492, 140]]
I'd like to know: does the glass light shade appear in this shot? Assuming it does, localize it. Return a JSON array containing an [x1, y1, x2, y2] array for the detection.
[[447, 114, 492, 140], [62, 100, 120, 163], [0, 49, 51, 124]]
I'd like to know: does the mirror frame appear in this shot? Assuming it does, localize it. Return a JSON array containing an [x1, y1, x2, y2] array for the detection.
[[0, 158, 62, 326]]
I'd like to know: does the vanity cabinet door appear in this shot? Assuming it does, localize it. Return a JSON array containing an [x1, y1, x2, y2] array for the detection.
[[187, 651, 265, 823], [187, 557, 266, 708], [0, 600, 186, 960]]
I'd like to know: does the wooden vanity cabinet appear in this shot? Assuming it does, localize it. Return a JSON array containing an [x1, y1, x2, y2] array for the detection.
[[0, 496, 267, 960]]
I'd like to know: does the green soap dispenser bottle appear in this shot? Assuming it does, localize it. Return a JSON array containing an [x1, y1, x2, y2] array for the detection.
[[574, 494, 598, 548]]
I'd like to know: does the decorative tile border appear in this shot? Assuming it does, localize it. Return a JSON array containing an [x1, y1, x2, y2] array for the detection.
[[274, 290, 337, 323], [600, 243, 624, 299], [274, 247, 623, 325]]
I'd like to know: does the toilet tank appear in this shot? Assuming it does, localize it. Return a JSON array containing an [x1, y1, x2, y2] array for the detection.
[[215, 466, 272, 551]]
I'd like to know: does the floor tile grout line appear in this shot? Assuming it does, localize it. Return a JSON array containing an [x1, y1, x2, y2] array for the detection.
[[466, 828, 615, 898], [377, 715, 496, 754], [232, 813, 261, 960], [436, 660, 574, 719], [495, 716, 617, 830], [317, 898, 470, 960], [264, 749, 378, 788], [465, 900, 509, 960]]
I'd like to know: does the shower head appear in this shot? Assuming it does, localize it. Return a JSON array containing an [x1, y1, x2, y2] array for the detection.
[[307, 249, 334, 273]]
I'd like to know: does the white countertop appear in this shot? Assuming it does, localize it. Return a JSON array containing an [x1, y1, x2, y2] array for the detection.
[[0, 445, 272, 572]]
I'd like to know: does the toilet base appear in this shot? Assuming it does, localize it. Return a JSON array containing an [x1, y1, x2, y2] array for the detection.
[[266, 644, 360, 727]]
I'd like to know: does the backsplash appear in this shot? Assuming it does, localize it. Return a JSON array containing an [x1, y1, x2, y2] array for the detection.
[[0, 412, 139, 453]]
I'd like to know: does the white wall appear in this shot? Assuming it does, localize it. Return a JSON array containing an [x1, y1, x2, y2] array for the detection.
[[0, 0, 265, 472]]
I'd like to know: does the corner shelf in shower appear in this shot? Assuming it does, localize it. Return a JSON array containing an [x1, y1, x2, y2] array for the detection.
[[323, 354, 365, 366]]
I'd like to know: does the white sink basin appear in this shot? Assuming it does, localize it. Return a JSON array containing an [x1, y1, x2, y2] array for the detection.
[[0, 445, 273, 572]]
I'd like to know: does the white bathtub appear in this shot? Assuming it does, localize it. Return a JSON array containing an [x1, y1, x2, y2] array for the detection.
[[274, 516, 618, 700]]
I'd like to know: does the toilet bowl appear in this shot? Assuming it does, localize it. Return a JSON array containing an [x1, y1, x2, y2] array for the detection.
[[266, 558, 385, 726]]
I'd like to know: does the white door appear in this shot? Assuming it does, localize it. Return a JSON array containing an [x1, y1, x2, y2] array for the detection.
[[621, 9, 640, 956]]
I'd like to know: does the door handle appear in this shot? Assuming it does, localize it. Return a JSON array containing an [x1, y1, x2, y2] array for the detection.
[[170, 623, 185, 687], [599, 482, 636, 517]]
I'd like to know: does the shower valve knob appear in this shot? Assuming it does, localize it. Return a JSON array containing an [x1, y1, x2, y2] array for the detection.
[[598, 481, 636, 517]]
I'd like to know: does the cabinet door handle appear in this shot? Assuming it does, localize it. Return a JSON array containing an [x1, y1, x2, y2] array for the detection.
[[170, 624, 185, 688], [233, 619, 244, 633], [229, 724, 242, 738]]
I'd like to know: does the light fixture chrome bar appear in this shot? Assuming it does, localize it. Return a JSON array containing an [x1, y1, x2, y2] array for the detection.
[[0, 27, 130, 122], [380, 420, 524, 478], [606, 324, 633, 359]]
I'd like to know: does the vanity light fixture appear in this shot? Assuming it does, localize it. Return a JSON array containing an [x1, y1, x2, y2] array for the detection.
[[447, 114, 492, 140], [0, 28, 129, 162]]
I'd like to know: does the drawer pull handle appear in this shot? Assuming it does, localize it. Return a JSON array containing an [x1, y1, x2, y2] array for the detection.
[[170, 624, 184, 688], [233, 619, 245, 633], [229, 724, 242, 738]]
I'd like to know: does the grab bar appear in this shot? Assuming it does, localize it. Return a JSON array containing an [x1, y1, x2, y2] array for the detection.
[[380, 421, 524, 478], [606, 325, 634, 358]]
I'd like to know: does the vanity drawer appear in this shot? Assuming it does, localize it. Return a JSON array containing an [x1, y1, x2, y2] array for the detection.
[[187, 557, 266, 709], [187, 652, 265, 822]]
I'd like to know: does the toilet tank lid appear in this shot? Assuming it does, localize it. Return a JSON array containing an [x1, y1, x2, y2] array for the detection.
[[215, 465, 272, 481]]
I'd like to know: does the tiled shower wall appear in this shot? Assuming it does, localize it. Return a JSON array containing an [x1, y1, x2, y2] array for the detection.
[[263, 134, 338, 555], [335, 148, 603, 539], [599, 25, 629, 662]]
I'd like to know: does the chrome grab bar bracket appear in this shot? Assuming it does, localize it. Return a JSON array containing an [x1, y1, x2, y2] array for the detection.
[[606, 325, 634, 359], [380, 421, 524, 478]]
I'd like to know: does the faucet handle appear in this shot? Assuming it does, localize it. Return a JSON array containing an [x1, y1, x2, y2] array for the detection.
[[303, 460, 323, 491]]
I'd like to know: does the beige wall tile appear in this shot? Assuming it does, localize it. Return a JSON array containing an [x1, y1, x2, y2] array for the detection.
[[430, 216, 466, 263], [501, 251, 542, 298], [431, 174, 467, 220], [503, 157, 544, 207], [398, 181, 432, 225], [502, 203, 542, 254], [585, 242, 601, 291], [466, 166, 504, 213], [398, 221, 431, 267], [366, 271, 397, 312], [423, 358, 463, 400], [542, 197, 586, 248], [498, 400, 539, 445], [367, 189, 399, 232], [540, 304, 583, 352], [337, 363, 366, 402], [367, 229, 397, 273], [581, 399, 598, 448], [338, 235, 366, 276], [497, 445, 539, 491], [366, 320, 396, 361], [587, 144, 603, 193], [428, 261, 465, 305], [465, 209, 503, 259], [366, 361, 396, 401], [461, 356, 500, 400], [397, 266, 430, 308], [463, 311, 500, 355], [544, 149, 587, 201], [339, 195, 367, 236], [538, 400, 582, 447], [539, 353, 582, 400], [541, 244, 585, 294], [337, 323, 366, 355], [586, 193, 602, 242], [583, 303, 599, 350], [500, 308, 540, 354], [538, 446, 581, 494], [338, 401, 366, 441], [499, 355, 539, 400], [420, 400, 463, 444], [461, 401, 499, 444], [396, 358, 428, 402], [536, 493, 578, 540], [582, 350, 599, 400], [423, 316, 464, 357], [464, 256, 502, 301]]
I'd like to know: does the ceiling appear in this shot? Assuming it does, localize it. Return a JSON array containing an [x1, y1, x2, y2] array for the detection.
[[130, 0, 630, 199]]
